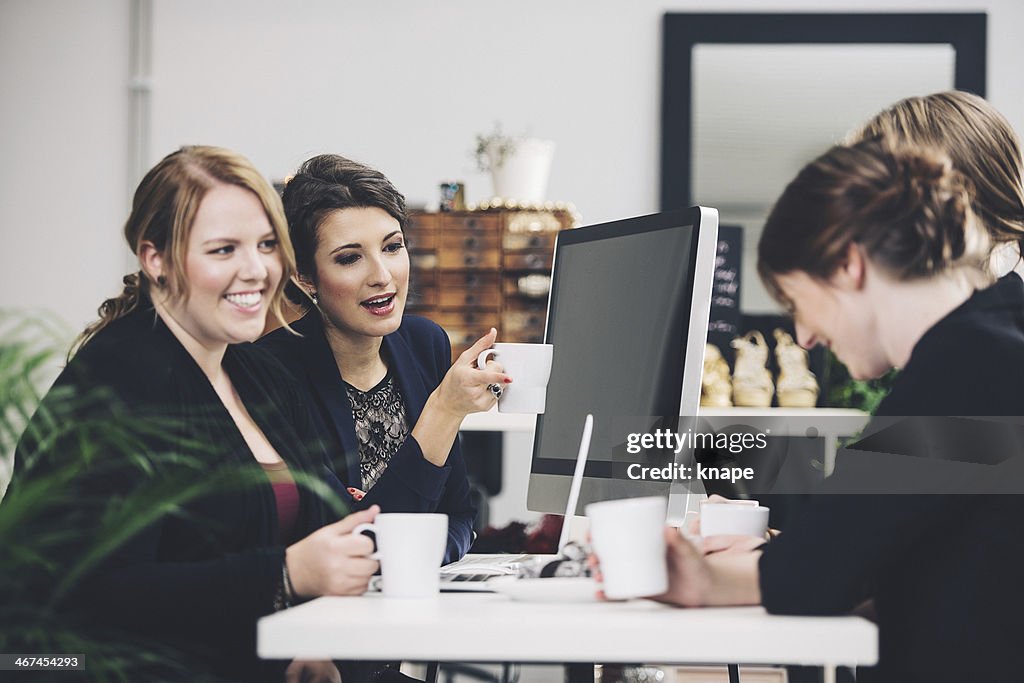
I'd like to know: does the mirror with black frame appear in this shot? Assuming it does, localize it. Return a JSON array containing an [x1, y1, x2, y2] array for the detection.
[[661, 12, 987, 313]]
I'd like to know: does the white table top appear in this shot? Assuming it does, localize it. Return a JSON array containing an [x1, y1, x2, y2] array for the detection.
[[258, 592, 877, 667]]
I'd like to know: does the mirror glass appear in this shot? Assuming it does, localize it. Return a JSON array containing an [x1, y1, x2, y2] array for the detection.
[[692, 44, 955, 311]]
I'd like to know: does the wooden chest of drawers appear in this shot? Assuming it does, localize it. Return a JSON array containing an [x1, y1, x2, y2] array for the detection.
[[405, 208, 577, 360]]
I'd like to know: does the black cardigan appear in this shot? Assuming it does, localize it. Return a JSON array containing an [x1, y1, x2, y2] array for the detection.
[[258, 311, 476, 563], [15, 305, 343, 682], [758, 274, 1024, 682]]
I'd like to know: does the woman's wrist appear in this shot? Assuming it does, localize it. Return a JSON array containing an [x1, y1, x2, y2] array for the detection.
[[419, 391, 466, 434], [411, 392, 463, 466], [283, 558, 298, 601], [706, 549, 763, 605], [425, 388, 465, 422], [274, 555, 294, 611]]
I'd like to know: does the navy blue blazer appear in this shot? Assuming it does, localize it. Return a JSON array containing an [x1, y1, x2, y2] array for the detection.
[[258, 312, 476, 563]]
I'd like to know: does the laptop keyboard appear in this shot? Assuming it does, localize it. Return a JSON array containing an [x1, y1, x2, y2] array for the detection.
[[440, 553, 527, 577], [441, 573, 496, 583]]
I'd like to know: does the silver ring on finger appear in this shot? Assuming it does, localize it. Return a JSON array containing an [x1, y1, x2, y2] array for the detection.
[[487, 383, 503, 400]]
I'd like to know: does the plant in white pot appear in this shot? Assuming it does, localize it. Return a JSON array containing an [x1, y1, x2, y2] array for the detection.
[[475, 125, 555, 204]]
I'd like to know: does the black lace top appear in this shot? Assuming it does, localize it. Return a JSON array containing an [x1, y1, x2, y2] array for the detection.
[[343, 373, 410, 491]]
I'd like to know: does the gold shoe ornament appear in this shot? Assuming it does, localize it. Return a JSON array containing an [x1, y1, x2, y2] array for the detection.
[[730, 331, 774, 408], [773, 329, 819, 408], [700, 343, 733, 408]]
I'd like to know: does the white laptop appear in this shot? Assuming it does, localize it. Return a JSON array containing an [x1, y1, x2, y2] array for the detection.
[[404, 414, 595, 593]]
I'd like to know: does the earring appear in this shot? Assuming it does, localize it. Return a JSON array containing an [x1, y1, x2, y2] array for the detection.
[[309, 291, 318, 305], [157, 275, 167, 287]]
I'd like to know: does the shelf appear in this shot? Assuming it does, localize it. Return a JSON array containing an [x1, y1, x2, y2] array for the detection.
[[699, 407, 866, 418], [459, 407, 867, 433]]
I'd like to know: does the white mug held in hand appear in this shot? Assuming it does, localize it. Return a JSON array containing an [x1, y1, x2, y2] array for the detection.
[[477, 342, 553, 414], [586, 496, 669, 600], [699, 501, 770, 538], [352, 513, 448, 597]]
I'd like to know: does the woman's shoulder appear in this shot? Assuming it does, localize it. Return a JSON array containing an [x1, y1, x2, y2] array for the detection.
[[256, 315, 315, 353], [392, 315, 452, 367], [915, 274, 1024, 363], [65, 308, 179, 391], [396, 314, 448, 341], [227, 340, 303, 392], [880, 277, 1024, 415], [255, 314, 322, 377]]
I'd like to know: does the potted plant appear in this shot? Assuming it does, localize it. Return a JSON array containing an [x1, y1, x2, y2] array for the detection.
[[823, 350, 898, 414], [474, 124, 555, 203]]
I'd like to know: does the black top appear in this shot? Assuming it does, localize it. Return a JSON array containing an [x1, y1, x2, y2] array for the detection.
[[759, 274, 1024, 682], [345, 372, 409, 491], [259, 312, 476, 563], [14, 304, 342, 682]]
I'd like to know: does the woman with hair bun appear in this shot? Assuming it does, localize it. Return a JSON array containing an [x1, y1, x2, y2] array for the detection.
[[17, 146, 380, 683], [622, 140, 1024, 682]]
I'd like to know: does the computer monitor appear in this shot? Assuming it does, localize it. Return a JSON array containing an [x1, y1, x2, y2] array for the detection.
[[527, 207, 718, 523]]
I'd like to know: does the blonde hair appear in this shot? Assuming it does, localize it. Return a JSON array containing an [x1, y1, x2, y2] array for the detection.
[[73, 146, 295, 355], [849, 91, 1024, 263]]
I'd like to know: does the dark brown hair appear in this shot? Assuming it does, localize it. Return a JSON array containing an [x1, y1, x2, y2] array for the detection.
[[850, 91, 1024, 265], [281, 154, 407, 285], [73, 146, 295, 355], [758, 140, 989, 306]]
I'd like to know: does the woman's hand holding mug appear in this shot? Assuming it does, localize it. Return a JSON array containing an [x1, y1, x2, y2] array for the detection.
[[435, 328, 512, 417], [685, 495, 774, 555], [285, 505, 381, 599]]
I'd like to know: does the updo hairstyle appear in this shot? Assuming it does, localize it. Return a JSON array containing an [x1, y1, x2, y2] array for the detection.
[[758, 139, 989, 305]]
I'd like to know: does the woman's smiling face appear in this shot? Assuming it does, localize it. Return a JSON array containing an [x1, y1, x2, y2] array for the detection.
[[156, 182, 283, 350], [307, 206, 409, 342], [775, 269, 889, 381]]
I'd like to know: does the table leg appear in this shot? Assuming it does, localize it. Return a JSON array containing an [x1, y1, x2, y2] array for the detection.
[[727, 664, 740, 683], [565, 663, 594, 683], [824, 665, 836, 683]]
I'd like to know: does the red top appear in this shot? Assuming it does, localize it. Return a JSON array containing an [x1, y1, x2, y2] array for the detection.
[[260, 461, 300, 543]]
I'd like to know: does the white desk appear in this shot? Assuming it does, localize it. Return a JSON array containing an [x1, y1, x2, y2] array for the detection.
[[258, 592, 877, 679]]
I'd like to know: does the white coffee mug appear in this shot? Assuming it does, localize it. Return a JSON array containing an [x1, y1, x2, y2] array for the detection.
[[352, 513, 448, 598], [699, 501, 770, 538], [477, 342, 553, 414], [586, 496, 668, 600]]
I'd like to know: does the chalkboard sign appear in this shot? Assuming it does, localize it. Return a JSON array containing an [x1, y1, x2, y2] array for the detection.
[[707, 224, 742, 364]]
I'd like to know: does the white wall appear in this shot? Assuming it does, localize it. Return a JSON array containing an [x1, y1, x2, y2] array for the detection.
[[0, 0, 131, 334], [3, 0, 1023, 333]]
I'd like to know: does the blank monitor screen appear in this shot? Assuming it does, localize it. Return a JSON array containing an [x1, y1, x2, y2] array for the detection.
[[528, 208, 718, 515]]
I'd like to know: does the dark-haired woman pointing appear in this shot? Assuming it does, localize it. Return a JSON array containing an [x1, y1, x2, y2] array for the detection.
[[260, 154, 509, 564]]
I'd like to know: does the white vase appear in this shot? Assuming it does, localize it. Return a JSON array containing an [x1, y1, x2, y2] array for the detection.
[[488, 137, 555, 203]]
